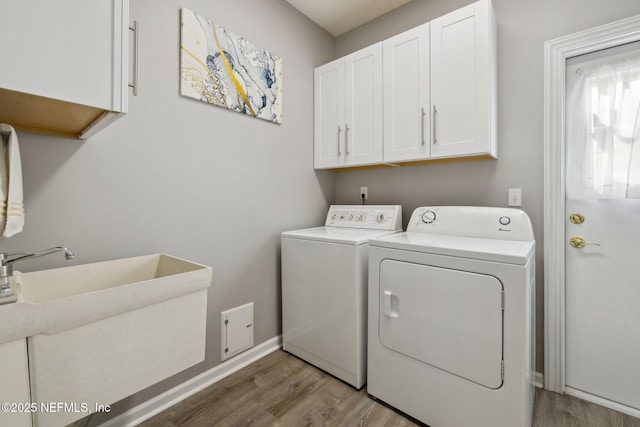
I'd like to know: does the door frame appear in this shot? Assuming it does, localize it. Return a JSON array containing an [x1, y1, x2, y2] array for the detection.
[[543, 14, 640, 395]]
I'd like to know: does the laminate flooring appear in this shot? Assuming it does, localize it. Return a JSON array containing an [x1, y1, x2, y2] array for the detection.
[[139, 350, 640, 427]]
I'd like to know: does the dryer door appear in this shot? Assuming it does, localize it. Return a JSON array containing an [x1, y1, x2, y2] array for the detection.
[[378, 260, 503, 389]]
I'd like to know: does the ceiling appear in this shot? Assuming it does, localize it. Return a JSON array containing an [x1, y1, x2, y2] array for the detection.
[[285, 0, 415, 37]]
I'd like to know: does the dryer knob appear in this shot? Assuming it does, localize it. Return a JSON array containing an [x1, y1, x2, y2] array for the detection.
[[499, 216, 511, 226], [421, 210, 437, 224]]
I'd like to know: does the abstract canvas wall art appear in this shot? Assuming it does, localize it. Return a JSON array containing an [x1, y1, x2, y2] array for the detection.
[[180, 8, 283, 124]]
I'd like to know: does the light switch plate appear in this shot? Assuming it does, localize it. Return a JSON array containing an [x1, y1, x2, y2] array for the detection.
[[508, 188, 522, 207]]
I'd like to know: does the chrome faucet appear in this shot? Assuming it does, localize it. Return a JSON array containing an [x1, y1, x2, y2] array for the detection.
[[0, 247, 75, 305]]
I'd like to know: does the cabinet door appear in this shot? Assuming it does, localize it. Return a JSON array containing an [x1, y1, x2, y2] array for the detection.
[[383, 24, 430, 163], [344, 43, 383, 166], [430, 0, 496, 159], [0, 0, 128, 113], [0, 340, 31, 427], [314, 58, 345, 169]]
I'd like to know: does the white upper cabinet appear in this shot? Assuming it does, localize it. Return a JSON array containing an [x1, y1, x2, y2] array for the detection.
[[383, 24, 430, 163], [314, 43, 383, 169], [313, 0, 497, 169], [430, 0, 496, 159], [314, 58, 345, 169], [0, 0, 130, 139], [345, 44, 384, 166]]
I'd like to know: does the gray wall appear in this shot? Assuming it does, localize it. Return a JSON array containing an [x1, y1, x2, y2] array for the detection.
[[333, 0, 640, 373], [6, 0, 640, 420], [0, 0, 334, 421]]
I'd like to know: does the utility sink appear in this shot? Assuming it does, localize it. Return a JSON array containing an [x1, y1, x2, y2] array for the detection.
[[0, 254, 212, 427], [18, 253, 211, 333], [20, 253, 211, 302]]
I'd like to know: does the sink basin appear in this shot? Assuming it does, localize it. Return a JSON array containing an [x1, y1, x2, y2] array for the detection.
[[20, 252, 210, 303], [0, 253, 211, 340], [0, 253, 212, 427]]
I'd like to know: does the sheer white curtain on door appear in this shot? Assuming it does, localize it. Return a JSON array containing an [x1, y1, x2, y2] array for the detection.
[[566, 52, 640, 199]]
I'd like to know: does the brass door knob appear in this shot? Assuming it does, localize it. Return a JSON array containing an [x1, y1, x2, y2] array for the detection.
[[569, 236, 600, 248], [569, 213, 585, 224]]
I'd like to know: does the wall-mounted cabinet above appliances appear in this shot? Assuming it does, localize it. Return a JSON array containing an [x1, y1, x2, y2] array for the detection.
[[314, 43, 383, 169], [0, 0, 132, 140], [314, 0, 497, 170], [383, 24, 430, 163]]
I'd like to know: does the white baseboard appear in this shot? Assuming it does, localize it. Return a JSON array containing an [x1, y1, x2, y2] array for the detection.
[[565, 387, 640, 419], [99, 335, 282, 427], [534, 371, 544, 389]]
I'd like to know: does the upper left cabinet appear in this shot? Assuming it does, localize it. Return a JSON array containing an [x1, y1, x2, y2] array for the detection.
[[0, 0, 130, 139], [314, 43, 383, 169]]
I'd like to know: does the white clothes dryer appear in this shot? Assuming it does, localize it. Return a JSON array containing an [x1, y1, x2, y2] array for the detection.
[[282, 205, 402, 389], [367, 206, 535, 427]]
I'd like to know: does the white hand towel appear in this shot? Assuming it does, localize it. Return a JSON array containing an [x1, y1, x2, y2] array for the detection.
[[0, 124, 24, 237]]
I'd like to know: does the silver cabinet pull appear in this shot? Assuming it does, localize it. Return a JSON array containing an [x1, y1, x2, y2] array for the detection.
[[345, 124, 350, 155], [129, 21, 139, 96], [337, 125, 342, 156], [433, 105, 438, 144], [421, 108, 426, 146]]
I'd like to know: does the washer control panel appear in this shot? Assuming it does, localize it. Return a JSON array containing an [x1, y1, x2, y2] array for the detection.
[[325, 205, 402, 231], [408, 206, 534, 242]]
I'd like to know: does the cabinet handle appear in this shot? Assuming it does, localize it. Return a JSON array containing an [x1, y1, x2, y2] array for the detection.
[[433, 105, 438, 144], [345, 124, 350, 155], [129, 21, 139, 96], [337, 125, 342, 156], [421, 108, 426, 146]]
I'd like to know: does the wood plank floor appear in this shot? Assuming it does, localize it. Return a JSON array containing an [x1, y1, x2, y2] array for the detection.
[[139, 350, 640, 427]]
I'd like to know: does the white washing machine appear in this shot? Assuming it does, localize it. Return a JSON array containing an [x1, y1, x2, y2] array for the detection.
[[281, 205, 402, 389], [368, 206, 536, 427]]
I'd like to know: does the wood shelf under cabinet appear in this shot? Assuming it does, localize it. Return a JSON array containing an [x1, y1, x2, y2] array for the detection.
[[0, 88, 111, 139], [322, 153, 496, 172]]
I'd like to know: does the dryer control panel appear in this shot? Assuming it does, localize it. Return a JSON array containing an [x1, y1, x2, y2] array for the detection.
[[325, 205, 402, 231], [407, 206, 534, 242]]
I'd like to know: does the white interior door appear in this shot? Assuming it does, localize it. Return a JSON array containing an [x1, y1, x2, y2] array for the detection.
[[564, 42, 640, 411]]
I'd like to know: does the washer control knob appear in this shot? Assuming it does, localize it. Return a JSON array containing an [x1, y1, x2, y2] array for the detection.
[[499, 216, 511, 226], [376, 213, 387, 223], [421, 210, 437, 224]]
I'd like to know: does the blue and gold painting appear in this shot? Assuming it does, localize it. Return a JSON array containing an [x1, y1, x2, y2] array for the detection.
[[180, 8, 283, 124]]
